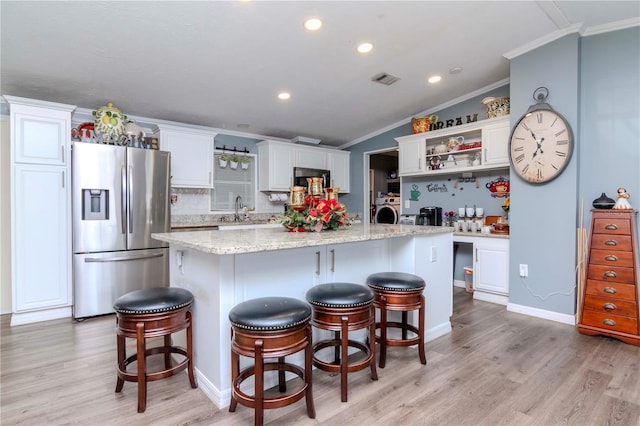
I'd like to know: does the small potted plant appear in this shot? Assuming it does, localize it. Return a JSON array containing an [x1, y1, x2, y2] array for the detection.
[[240, 155, 250, 170], [219, 153, 229, 168], [229, 153, 239, 169]]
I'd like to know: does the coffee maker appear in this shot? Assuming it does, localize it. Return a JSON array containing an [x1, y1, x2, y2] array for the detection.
[[417, 207, 442, 226]]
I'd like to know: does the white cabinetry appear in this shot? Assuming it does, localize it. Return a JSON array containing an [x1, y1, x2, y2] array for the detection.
[[396, 116, 510, 177], [155, 124, 216, 188], [327, 150, 350, 193], [293, 146, 327, 169], [257, 140, 293, 191], [5, 96, 76, 325], [474, 237, 509, 303], [398, 138, 427, 175]]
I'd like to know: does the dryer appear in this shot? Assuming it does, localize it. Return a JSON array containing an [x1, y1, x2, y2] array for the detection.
[[374, 196, 401, 224]]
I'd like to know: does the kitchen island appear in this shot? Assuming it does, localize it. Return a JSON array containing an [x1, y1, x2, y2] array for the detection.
[[152, 223, 453, 407]]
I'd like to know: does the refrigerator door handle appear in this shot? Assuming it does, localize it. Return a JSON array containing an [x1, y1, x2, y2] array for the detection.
[[121, 165, 127, 234], [84, 252, 165, 263], [128, 165, 133, 233]]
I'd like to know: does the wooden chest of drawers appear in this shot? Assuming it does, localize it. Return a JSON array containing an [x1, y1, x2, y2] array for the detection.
[[578, 210, 639, 345]]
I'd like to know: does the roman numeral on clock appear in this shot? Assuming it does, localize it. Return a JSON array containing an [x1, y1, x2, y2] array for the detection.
[[513, 146, 524, 152], [556, 139, 568, 145], [555, 129, 566, 137], [515, 154, 525, 164], [522, 164, 530, 174], [537, 113, 543, 124], [555, 150, 567, 157]]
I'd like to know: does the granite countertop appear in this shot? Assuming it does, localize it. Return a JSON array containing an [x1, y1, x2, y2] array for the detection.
[[152, 223, 452, 255]]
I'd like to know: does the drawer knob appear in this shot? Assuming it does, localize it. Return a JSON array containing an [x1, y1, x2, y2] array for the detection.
[[603, 303, 617, 311], [604, 240, 618, 246], [604, 255, 618, 262], [602, 319, 616, 326], [603, 271, 617, 278], [603, 287, 617, 294], [604, 224, 618, 230]]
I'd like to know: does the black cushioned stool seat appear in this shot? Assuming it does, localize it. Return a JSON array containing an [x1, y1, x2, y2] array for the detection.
[[366, 272, 427, 368], [228, 297, 315, 426], [113, 287, 197, 413], [305, 283, 378, 402]]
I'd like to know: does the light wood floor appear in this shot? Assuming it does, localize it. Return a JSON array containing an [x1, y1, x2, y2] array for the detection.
[[2, 288, 639, 425]]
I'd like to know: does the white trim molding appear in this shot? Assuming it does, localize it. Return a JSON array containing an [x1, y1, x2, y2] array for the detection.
[[507, 302, 576, 326]]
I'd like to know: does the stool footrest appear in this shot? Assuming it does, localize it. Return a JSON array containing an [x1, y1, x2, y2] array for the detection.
[[117, 346, 190, 383], [375, 322, 421, 347], [312, 339, 374, 373], [232, 362, 309, 410]]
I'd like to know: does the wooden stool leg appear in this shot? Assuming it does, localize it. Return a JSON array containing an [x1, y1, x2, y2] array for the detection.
[[278, 356, 286, 393], [186, 311, 197, 388], [229, 328, 239, 412], [304, 324, 316, 419], [115, 334, 125, 392], [401, 311, 408, 340], [163, 335, 172, 369], [340, 315, 349, 402], [369, 305, 378, 381], [254, 339, 264, 426], [418, 295, 426, 365], [333, 331, 340, 364], [136, 322, 147, 413], [379, 295, 388, 369]]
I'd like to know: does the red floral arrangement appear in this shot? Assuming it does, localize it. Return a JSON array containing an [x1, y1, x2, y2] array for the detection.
[[279, 196, 351, 232]]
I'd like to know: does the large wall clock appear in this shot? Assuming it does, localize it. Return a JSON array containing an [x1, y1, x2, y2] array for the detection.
[[508, 87, 574, 184]]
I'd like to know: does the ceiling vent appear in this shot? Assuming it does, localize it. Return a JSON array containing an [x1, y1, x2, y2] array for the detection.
[[371, 72, 400, 86]]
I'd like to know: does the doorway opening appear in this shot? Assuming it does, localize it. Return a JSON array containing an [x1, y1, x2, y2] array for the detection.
[[363, 148, 398, 223]]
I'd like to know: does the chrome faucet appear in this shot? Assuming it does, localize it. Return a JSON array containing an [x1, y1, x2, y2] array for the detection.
[[234, 195, 244, 222]]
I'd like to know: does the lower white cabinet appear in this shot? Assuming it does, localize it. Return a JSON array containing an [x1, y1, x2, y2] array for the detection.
[[474, 237, 509, 296], [12, 164, 72, 320], [155, 124, 216, 188]]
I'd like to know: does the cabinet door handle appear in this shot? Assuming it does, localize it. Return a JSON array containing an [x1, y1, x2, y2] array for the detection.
[[603, 271, 617, 278], [61, 146, 65, 163], [61, 171, 65, 188], [604, 224, 618, 230], [330, 249, 335, 272], [603, 286, 617, 294], [604, 240, 618, 246], [603, 303, 617, 311], [604, 255, 618, 262], [209, 172, 212, 185], [602, 319, 616, 326], [483, 148, 487, 162], [315, 251, 320, 275]]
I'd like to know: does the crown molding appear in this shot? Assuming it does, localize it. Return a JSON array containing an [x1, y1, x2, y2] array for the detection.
[[340, 78, 510, 149], [503, 23, 583, 60], [582, 17, 640, 36]]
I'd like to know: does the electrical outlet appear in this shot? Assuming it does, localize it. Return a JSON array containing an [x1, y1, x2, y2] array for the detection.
[[405, 200, 410, 209], [519, 264, 528, 277]]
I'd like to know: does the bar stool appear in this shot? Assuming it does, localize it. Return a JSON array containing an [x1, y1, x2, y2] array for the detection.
[[113, 287, 197, 413], [366, 272, 427, 368], [228, 297, 315, 426], [305, 283, 378, 402]]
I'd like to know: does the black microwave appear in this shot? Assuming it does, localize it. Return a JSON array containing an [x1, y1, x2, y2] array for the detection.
[[293, 167, 331, 188]]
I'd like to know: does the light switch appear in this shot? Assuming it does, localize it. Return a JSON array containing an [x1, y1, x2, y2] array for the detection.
[[430, 246, 436, 262], [405, 200, 410, 209]]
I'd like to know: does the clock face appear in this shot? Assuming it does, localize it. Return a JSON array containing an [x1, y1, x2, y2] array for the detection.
[[509, 109, 573, 184]]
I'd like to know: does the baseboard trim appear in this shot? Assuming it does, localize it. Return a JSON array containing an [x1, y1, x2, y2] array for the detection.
[[425, 321, 452, 343], [194, 367, 228, 409], [453, 279, 465, 288], [473, 291, 508, 306], [507, 302, 576, 325], [10, 306, 72, 326]]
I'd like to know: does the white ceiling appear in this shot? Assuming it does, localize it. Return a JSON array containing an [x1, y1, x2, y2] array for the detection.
[[1, 1, 638, 147]]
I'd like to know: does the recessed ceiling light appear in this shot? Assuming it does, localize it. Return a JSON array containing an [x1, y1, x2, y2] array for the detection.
[[428, 75, 442, 84], [357, 42, 373, 53], [304, 18, 322, 31], [277, 92, 291, 100], [449, 67, 463, 74]]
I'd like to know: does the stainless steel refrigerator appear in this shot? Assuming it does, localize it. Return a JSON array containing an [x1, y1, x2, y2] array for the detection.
[[72, 142, 171, 318]]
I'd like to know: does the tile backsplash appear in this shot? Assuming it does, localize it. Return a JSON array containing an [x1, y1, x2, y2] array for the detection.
[[170, 187, 285, 215]]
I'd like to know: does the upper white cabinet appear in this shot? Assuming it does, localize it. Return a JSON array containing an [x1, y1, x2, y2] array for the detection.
[[258, 140, 293, 191], [327, 150, 350, 192], [5, 96, 76, 325], [154, 124, 217, 188], [396, 116, 510, 177], [293, 146, 327, 169], [5, 95, 73, 166], [258, 140, 351, 193]]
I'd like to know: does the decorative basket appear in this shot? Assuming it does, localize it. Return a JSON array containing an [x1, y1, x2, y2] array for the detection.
[[482, 97, 510, 118]]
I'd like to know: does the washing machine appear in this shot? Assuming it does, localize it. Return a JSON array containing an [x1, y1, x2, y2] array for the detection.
[[374, 196, 401, 224]]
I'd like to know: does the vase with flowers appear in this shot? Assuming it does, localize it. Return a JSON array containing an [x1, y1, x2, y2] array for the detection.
[[443, 210, 457, 226], [279, 191, 352, 232]]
